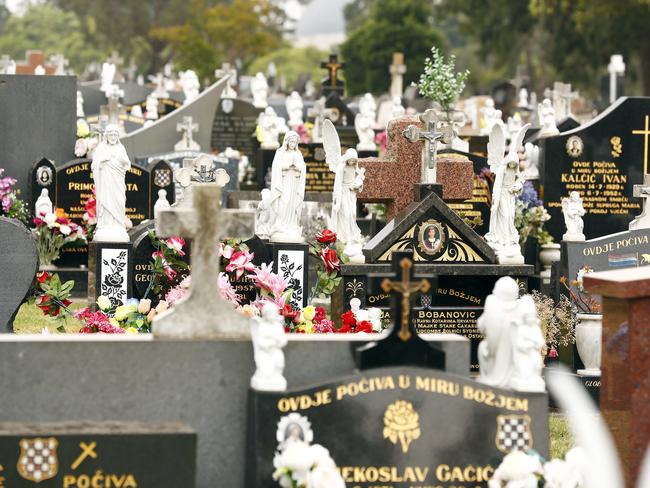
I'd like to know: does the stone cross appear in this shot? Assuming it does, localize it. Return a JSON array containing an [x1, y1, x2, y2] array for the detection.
[[381, 257, 430, 341], [545, 82, 578, 121], [15, 50, 54, 75], [153, 184, 255, 338], [307, 97, 335, 143], [49, 54, 69, 75], [629, 174, 650, 230], [149, 73, 169, 99], [175, 155, 230, 207], [0, 55, 13, 74], [608, 55, 626, 104], [100, 85, 127, 132], [214, 62, 237, 99], [174, 116, 200, 151], [107, 51, 124, 69], [389, 52, 407, 99], [320, 54, 344, 87], [403, 109, 445, 183]]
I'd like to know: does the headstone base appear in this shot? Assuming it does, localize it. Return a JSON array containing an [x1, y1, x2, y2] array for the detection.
[[88, 241, 133, 310], [266, 242, 309, 308]]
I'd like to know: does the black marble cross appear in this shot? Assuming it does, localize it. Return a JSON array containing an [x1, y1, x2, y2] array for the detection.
[[355, 250, 446, 370]]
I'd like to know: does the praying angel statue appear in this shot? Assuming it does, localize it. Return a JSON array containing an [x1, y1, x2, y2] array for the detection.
[[323, 119, 366, 262]]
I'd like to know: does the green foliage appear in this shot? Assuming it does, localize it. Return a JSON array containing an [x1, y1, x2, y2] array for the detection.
[[247, 46, 327, 90], [340, 0, 445, 96], [417, 46, 469, 112], [0, 4, 104, 74]]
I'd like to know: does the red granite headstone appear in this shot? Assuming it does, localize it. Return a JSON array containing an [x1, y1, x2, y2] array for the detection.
[[358, 116, 473, 220], [584, 267, 650, 488]]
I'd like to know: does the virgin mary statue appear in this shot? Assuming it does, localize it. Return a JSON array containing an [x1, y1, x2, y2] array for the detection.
[[92, 124, 131, 242], [269, 131, 306, 242]]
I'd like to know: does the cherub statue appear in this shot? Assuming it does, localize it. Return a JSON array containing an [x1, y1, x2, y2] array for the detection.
[[258, 107, 288, 150], [251, 72, 269, 108], [480, 98, 499, 136], [256, 188, 273, 240], [511, 294, 546, 392], [485, 122, 530, 264], [100, 62, 116, 93], [285, 91, 304, 127], [355, 93, 377, 151], [538, 98, 559, 136], [521, 142, 540, 180], [250, 303, 288, 392], [323, 119, 366, 262], [180, 70, 200, 104], [562, 191, 586, 241]]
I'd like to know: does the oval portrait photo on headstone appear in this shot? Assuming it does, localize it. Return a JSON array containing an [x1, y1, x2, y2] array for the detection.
[[417, 219, 445, 257]]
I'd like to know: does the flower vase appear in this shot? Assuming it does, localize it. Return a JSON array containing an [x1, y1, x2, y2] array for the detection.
[[575, 313, 602, 376], [311, 296, 331, 315], [539, 243, 561, 283]]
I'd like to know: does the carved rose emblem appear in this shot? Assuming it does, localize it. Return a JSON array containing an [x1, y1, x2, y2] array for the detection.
[[383, 400, 421, 453]]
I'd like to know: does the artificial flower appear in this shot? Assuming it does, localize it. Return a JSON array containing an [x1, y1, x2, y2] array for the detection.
[[76, 119, 90, 138], [356, 320, 373, 333], [114, 304, 136, 321], [74, 138, 88, 157], [313, 306, 326, 323], [301, 305, 316, 322], [225, 249, 256, 279], [543, 459, 581, 488], [218, 272, 240, 304], [341, 310, 356, 329], [316, 229, 337, 244], [164, 236, 186, 256], [125, 327, 139, 334], [155, 300, 169, 313], [488, 450, 542, 488], [96, 295, 111, 311], [319, 248, 340, 273], [138, 299, 152, 314], [313, 319, 335, 333]]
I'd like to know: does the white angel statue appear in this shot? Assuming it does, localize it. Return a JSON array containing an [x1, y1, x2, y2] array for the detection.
[[484, 122, 530, 264], [562, 191, 586, 241], [323, 119, 366, 262]]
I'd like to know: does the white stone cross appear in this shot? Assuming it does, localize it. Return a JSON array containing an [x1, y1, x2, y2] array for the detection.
[[174, 116, 201, 151], [153, 184, 255, 338], [0, 55, 14, 74], [389, 52, 407, 99], [100, 84, 126, 133], [608, 54, 626, 104], [49, 54, 69, 75], [107, 51, 124, 68], [307, 97, 334, 143], [215, 62, 237, 99], [149, 72, 169, 99], [630, 174, 650, 230], [545, 82, 578, 121], [175, 155, 230, 207], [403, 109, 445, 183]]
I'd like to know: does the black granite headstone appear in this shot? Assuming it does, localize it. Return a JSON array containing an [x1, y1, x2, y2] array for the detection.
[[211, 98, 262, 156], [0, 422, 195, 486], [0, 75, 75, 196], [541, 97, 650, 241], [0, 217, 38, 332], [247, 366, 548, 488]]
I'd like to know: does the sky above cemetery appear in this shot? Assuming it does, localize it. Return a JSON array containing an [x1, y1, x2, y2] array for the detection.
[[291, 0, 346, 48]]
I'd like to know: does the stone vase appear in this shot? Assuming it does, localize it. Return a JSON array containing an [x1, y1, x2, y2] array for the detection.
[[539, 243, 561, 282], [575, 313, 603, 376]]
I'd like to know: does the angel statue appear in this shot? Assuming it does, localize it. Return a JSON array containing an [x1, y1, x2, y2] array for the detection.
[[269, 131, 306, 242], [562, 191, 586, 241], [323, 119, 366, 262], [484, 122, 530, 264]]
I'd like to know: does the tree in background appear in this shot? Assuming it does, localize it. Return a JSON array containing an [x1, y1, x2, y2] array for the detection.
[[340, 0, 444, 96], [247, 46, 326, 90], [0, 4, 103, 74]]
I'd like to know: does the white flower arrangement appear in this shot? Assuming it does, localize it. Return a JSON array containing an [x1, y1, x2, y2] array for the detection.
[[417, 46, 469, 114], [272, 440, 345, 488], [489, 447, 586, 488]]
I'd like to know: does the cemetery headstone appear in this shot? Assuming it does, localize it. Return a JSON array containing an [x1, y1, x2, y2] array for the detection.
[[14, 50, 56, 75], [0, 75, 75, 196], [541, 97, 650, 241], [0, 217, 38, 332], [0, 422, 195, 486], [211, 98, 262, 155], [247, 254, 547, 488]]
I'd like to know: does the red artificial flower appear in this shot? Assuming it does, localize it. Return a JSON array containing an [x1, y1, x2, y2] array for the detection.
[[341, 310, 356, 328], [338, 323, 352, 333], [548, 347, 559, 359], [319, 247, 340, 273], [32, 217, 44, 227], [316, 229, 337, 244], [314, 306, 326, 323], [280, 303, 300, 322], [356, 320, 373, 333], [36, 272, 49, 285]]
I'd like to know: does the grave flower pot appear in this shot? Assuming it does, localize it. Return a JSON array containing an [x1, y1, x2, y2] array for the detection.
[[539, 243, 561, 281], [575, 313, 602, 376]]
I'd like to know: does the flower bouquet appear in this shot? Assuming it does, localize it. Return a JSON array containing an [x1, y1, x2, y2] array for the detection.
[[273, 441, 345, 488], [309, 229, 347, 300], [32, 209, 87, 267], [0, 168, 30, 224]]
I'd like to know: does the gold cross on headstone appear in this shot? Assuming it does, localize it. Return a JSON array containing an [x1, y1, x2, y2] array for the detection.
[[381, 258, 430, 341], [321, 54, 344, 87], [632, 114, 650, 174]]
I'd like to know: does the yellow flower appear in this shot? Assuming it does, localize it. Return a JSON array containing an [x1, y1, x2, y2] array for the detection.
[[155, 300, 169, 313], [109, 318, 120, 327], [114, 304, 136, 321], [137, 299, 152, 314], [77, 119, 90, 138], [96, 295, 111, 311], [302, 305, 316, 322], [298, 320, 314, 334], [125, 327, 139, 334]]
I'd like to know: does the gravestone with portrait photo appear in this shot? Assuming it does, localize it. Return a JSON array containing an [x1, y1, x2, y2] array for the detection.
[[340, 184, 534, 371], [540, 97, 650, 241], [247, 252, 548, 488]]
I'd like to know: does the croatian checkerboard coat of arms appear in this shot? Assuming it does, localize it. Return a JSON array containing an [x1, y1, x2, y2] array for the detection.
[[154, 168, 172, 188], [16, 437, 58, 482], [495, 414, 533, 453]]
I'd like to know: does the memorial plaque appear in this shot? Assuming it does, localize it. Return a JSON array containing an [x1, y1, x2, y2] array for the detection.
[[247, 367, 548, 488], [0, 422, 195, 486], [211, 98, 262, 156], [541, 97, 650, 241]]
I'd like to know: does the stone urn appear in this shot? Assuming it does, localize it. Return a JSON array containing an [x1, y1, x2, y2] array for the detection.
[[539, 243, 561, 283], [575, 313, 602, 376]]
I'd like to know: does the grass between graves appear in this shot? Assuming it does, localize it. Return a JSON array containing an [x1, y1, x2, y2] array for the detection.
[[12, 304, 577, 458]]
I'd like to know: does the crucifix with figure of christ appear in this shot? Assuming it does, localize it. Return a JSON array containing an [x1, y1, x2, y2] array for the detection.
[[355, 251, 446, 370], [321, 54, 344, 87], [153, 184, 255, 339], [403, 109, 445, 184]]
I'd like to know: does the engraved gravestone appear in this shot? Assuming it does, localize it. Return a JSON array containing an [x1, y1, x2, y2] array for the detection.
[[211, 98, 262, 156], [541, 97, 650, 241]]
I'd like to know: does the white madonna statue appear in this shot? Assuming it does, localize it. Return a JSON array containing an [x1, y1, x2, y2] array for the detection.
[[286, 91, 304, 127], [485, 123, 529, 264], [323, 119, 366, 262], [538, 98, 559, 136], [251, 72, 269, 108], [269, 131, 306, 242], [251, 303, 288, 392], [355, 95, 377, 151], [562, 191, 586, 241], [92, 124, 131, 242], [180, 70, 200, 104]]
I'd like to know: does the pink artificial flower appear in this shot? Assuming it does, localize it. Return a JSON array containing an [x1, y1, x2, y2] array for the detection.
[[219, 243, 234, 260], [74, 138, 88, 158], [165, 284, 188, 306], [2, 195, 12, 213], [548, 347, 559, 359], [152, 251, 177, 281], [225, 250, 256, 279], [313, 319, 335, 333], [164, 236, 186, 256], [250, 262, 288, 298], [218, 272, 240, 304]]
